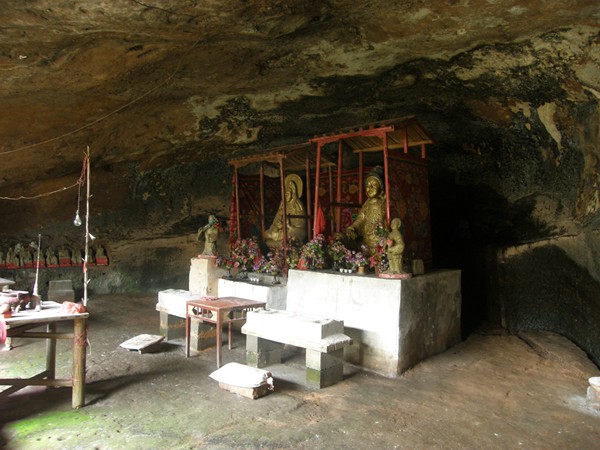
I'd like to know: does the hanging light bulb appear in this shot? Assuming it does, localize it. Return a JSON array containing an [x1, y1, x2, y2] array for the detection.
[[74, 209, 82, 226]]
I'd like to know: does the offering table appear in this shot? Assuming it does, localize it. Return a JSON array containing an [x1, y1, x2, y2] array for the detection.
[[185, 297, 266, 368]]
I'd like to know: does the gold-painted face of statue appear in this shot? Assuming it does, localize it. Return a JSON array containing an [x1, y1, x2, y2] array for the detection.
[[365, 176, 383, 199], [285, 181, 296, 202]]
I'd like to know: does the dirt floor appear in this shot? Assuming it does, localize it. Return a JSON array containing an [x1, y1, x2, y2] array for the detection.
[[1, 293, 600, 449]]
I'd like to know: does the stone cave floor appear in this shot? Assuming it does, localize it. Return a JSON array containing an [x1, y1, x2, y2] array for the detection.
[[1, 293, 599, 449]]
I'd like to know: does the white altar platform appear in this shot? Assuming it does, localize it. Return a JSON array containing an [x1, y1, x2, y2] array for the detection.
[[164, 257, 461, 377], [285, 269, 462, 377], [218, 275, 287, 310]]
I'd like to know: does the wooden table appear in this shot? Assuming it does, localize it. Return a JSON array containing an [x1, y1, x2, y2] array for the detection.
[[0, 301, 89, 409], [185, 297, 266, 368]]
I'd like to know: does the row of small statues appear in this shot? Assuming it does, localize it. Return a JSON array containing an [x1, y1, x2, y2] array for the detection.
[[0, 244, 108, 268], [198, 167, 407, 275]]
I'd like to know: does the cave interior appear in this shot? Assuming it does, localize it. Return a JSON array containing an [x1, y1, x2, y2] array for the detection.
[[0, 1, 599, 366]]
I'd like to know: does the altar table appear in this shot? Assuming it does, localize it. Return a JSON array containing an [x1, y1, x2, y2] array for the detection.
[[0, 301, 89, 409], [185, 297, 266, 368]]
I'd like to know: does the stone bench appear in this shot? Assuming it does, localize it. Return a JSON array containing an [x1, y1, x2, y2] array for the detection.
[[47, 279, 75, 303], [241, 309, 352, 388], [156, 289, 209, 347]]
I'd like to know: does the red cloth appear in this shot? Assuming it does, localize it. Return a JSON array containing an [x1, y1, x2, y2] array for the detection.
[[315, 206, 326, 236], [0, 319, 6, 344], [60, 302, 87, 314]]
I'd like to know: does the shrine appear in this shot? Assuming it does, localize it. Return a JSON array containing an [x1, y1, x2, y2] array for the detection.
[[178, 116, 461, 378]]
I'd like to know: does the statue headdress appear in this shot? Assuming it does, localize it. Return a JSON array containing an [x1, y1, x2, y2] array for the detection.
[[284, 173, 303, 198], [365, 166, 385, 191]]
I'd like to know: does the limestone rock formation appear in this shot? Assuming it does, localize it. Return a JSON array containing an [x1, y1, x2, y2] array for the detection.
[[0, 2, 598, 364]]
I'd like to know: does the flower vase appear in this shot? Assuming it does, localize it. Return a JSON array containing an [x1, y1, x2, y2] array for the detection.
[[358, 266, 366, 275]]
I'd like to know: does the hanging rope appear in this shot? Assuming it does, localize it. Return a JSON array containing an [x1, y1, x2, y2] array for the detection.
[[0, 183, 79, 201], [0, 154, 89, 201]]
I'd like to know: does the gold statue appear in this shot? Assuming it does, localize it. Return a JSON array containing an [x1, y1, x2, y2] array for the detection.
[[340, 167, 387, 254], [197, 215, 219, 256], [264, 174, 307, 249], [386, 218, 405, 274]]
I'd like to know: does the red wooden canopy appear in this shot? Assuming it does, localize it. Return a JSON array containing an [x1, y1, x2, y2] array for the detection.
[[309, 116, 434, 237]]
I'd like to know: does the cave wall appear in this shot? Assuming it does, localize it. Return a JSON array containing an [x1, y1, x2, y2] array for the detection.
[[0, 17, 599, 365], [0, 158, 233, 297]]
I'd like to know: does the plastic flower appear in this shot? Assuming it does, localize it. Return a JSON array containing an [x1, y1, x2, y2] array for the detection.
[[284, 238, 303, 270], [299, 234, 328, 269], [221, 237, 264, 272]]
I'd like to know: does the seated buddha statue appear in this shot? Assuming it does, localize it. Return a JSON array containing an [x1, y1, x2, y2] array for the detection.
[[264, 174, 308, 249], [339, 167, 387, 254]]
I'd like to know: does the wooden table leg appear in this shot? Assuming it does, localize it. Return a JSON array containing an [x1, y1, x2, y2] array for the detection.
[[185, 312, 190, 358], [216, 309, 221, 368], [72, 318, 87, 409], [228, 321, 232, 350], [46, 322, 57, 381]]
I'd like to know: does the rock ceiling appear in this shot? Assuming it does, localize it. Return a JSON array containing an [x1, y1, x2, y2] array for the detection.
[[1, 1, 599, 361], [1, 0, 598, 192]]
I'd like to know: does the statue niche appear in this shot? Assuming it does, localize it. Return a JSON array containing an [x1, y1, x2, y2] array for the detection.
[[264, 173, 307, 249]]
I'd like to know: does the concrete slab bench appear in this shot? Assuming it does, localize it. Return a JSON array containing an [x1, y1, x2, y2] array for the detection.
[[241, 309, 352, 388], [47, 279, 75, 303], [156, 289, 205, 340]]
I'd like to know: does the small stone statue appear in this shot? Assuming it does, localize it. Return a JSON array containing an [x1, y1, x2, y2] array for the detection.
[[46, 247, 58, 266], [95, 245, 109, 265], [264, 173, 308, 249], [338, 166, 387, 255], [6, 246, 20, 267], [71, 249, 82, 265], [197, 215, 219, 256], [58, 246, 71, 265], [386, 218, 405, 274]]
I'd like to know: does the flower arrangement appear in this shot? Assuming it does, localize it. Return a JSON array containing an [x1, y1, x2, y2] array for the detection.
[[284, 237, 303, 270], [343, 248, 368, 271], [216, 237, 263, 273], [328, 239, 348, 268], [298, 234, 328, 270], [259, 248, 286, 275], [328, 239, 367, 271], [369, 237, 389, 273]]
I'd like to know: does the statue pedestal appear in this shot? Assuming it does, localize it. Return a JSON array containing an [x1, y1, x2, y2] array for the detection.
[[189, 256, 228, 297], [286, 269, 462, 377]]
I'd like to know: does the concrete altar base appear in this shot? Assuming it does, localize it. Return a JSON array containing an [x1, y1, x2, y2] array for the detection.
[[218, 275, 287, 310], [189, 256, 228, 297], [285, 269, 462, 377]]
